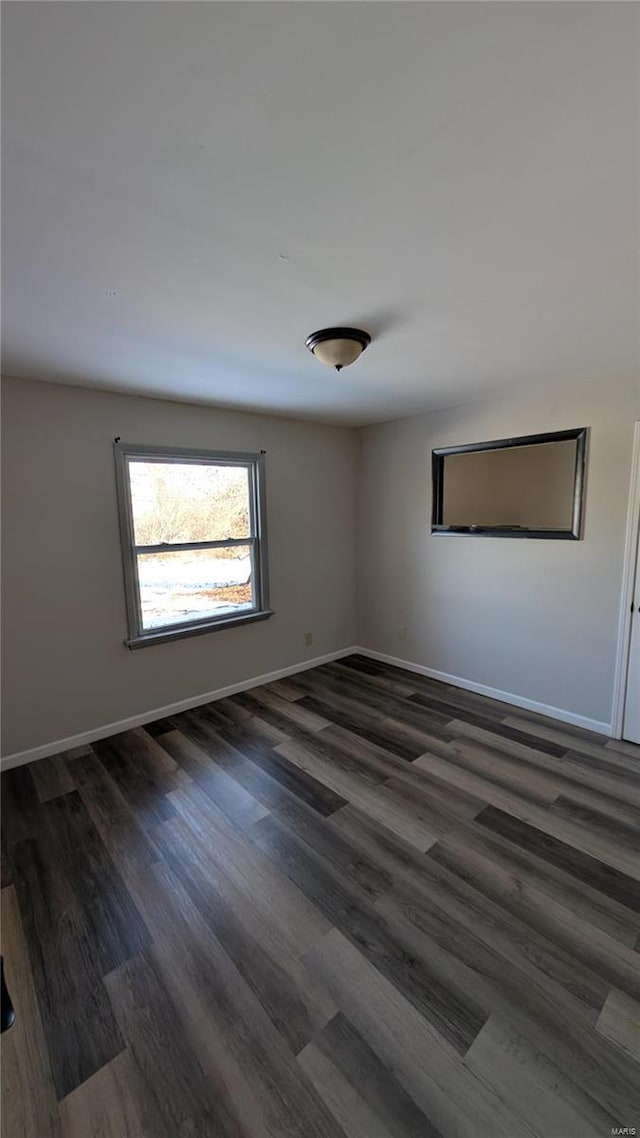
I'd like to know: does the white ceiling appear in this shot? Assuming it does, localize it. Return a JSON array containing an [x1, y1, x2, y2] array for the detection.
[[2, 2, 637, 425]]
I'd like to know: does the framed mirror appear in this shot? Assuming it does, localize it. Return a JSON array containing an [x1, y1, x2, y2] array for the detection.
[[431, 427, 588, 539]]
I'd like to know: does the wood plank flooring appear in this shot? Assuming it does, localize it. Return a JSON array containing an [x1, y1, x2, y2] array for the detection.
[[2, 653, 639, 1137]]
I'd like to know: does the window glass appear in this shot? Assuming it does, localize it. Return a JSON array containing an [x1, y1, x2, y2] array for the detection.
[[137, 546, 254, 630], [129, 461, 251, 546]]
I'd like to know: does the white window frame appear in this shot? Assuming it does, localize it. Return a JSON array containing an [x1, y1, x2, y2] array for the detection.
[[114, 442, 272, 649]]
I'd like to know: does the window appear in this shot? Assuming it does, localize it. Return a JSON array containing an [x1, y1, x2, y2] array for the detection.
[[114, 443, 271, 647]]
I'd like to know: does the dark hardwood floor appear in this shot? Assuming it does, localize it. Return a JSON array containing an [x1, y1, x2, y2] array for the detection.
[[2, 653, 640, 1137]]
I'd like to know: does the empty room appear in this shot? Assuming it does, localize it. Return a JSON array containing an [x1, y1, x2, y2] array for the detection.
[[1, 2, 639, 1135]]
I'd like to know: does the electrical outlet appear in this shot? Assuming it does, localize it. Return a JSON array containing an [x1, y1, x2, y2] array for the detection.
[[399, 626, 407, 640], [304, 632, 313, 646]]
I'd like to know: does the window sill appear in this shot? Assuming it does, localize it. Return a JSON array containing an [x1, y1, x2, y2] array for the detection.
[[125, 609, 275, 649]]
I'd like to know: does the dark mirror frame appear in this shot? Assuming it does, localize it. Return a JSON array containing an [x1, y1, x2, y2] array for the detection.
[[431, 426, 588, 540]]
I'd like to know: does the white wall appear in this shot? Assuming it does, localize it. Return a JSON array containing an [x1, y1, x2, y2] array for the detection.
[[1, 378, 357, 756], [356, 374, 639, 728], [3, 372, 638, 758]]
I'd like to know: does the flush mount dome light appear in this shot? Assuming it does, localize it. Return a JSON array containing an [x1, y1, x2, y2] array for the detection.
[[305, 327, 371, 371]]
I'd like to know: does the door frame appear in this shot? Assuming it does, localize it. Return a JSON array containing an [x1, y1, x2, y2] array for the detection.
[[611, 419, 640, 739]]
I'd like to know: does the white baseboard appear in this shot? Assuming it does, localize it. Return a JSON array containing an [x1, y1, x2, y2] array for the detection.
[[0, 646, 358, 772], [355, 647, 612, 737], [1, 642, 614, 771]]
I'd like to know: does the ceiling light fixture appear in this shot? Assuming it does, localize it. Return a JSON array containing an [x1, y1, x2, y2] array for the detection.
[[305, 326, 371, 371]]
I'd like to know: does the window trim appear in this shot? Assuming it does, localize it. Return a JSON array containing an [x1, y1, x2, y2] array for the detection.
[[114, 442, 272, 648]]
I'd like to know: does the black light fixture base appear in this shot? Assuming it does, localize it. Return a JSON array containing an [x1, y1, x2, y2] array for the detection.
[[305, 327, 371, 354]]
